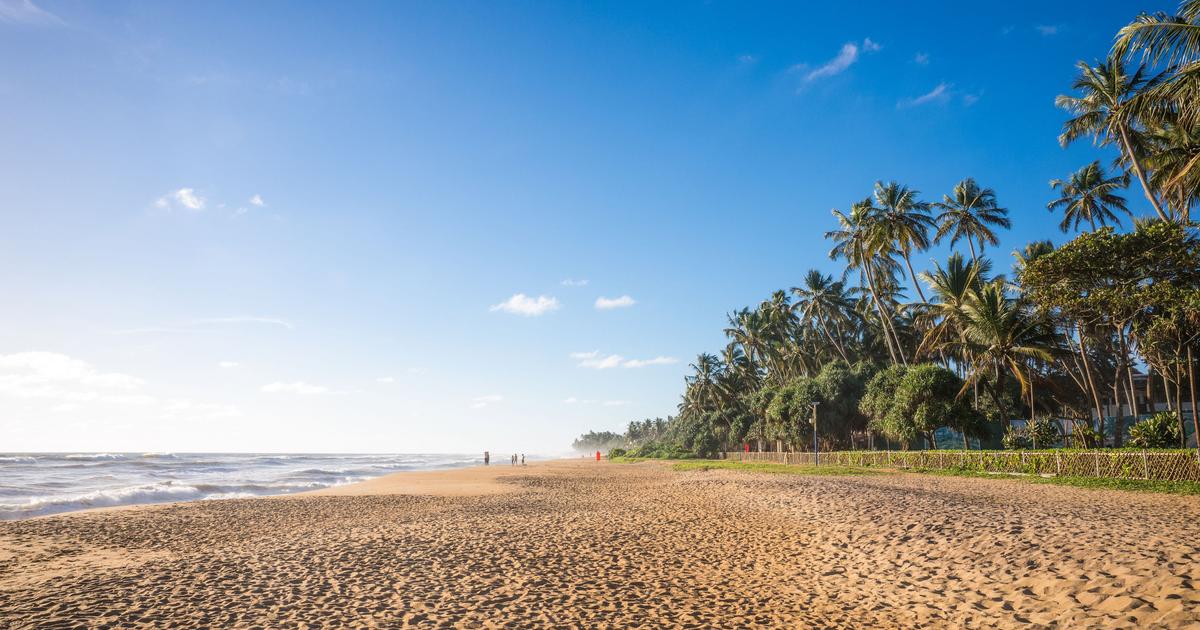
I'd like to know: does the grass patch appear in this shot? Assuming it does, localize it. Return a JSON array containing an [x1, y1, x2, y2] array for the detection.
[[914, 467, 1200, 496], [661, 459, 1200, 494], [670, 460, 886, 476]]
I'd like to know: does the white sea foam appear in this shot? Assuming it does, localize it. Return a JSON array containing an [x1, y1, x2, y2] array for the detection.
[[0, 452, 482, 519]]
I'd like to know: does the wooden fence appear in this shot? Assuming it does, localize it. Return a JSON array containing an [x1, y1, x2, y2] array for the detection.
[[721, 449, 1200, 482]]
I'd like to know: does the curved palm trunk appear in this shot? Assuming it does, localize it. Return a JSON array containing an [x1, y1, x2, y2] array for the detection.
[[863, 263, 908, 366], [966, 238, 978, 266], [1117, 125, 1170, 222], [902, 251, 928, 303], [817, 311, 851, 363]]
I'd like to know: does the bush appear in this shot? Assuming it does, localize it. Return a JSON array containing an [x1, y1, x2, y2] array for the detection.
[[607, 448, 627, 459], [1129, 412, 1182, 449], [1002, 418, 1062, 450]]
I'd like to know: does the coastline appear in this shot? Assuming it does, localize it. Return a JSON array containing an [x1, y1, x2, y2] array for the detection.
[[3, 460, 1199, 627]]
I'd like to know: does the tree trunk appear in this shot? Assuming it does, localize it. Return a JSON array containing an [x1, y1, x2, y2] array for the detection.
[[1077, 333, 1106, 445], [903, 252, 928, 303], [1189, 346, 1199, 461], [1118, 125, 1170, 222], [862, 263, 904, 365]]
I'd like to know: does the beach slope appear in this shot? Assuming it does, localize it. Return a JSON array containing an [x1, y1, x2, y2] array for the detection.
[[1, 460, 1198, 627]]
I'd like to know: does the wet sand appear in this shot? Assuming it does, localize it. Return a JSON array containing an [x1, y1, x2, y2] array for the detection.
[[1, 460, 1198, 628]]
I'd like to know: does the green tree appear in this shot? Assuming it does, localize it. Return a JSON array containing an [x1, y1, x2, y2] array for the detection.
[[933, 178, 1011, 265], [1047, 161, 1132, 232]]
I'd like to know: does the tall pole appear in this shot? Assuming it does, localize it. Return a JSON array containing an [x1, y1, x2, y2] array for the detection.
[[811, 402, 821, 466]]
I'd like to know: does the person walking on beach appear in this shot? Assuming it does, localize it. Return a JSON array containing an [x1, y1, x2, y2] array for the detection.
[[484, 451, 490, 466], [520, 454, 525, 466]]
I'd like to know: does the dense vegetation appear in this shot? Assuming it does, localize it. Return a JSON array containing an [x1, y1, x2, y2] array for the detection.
[[577, 2, 1200, 458]]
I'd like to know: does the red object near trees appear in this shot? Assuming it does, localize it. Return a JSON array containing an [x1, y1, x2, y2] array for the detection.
[[596, 450, 601, 461], [744, 443, 750, 453]]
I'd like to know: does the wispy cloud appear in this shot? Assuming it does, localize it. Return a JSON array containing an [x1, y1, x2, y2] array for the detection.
[[249, 194, 266, 207], [261, 381, 329, 395], [376, 376, 396, 384], [490, 294, 560, 316], [1035, 24, 1059, 36], [913, 52, 930, 65], [563, 397, 578, 404], [737, 54, 757, 64], [602, 400, 631, 407], [800, 38, 880, 83], [0, 0, 63, 26], [560, 278, 588, 287], [471, 394, 503, 409], [594, 295, 636, 310], [963, 91, 982, 106], [193, 316, 294, 329], [218, 361, 239, 369], [898, 82, 951, 108], [154, 188, 206, 212], [570, 351, 678, 370]]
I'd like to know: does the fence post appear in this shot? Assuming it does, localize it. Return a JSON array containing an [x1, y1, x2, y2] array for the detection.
[[1141, 450, 1150, 480], [1055, 451, 1061, 477], [1094, 452, 1101, 477]]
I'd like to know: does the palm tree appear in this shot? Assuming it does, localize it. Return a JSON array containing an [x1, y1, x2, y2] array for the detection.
[[917, 252, 990, 365], [1142, 122, 1200, 221], [792, 270, 856, 364], [933, 178, 1011, 265], [1113, 0, 1200, 126], [1056, 56, 1169, 221], [827, 200, 907, 365], [873, 181, 935, 303], [1047, 161, 1132, 232], [1012, 241, 1055, 284], [959, 281, 1057, 430]]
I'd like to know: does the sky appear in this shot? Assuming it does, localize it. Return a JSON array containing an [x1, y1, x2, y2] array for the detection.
[[0, 0, 1173, 454]]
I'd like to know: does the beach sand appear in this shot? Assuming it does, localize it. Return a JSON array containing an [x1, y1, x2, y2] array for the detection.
[[1, 459, 1198, 628]]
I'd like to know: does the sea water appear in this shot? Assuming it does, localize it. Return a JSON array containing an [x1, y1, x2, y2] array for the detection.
[[0, 452, 481, 520]]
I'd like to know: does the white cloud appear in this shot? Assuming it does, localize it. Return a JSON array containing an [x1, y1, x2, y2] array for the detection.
[[570, 351, 679, 370], [913, 52, 930, 65], [560, 278, 589, 287], [155, 188, 206, 212], [802, 38, 879, 82], [602, 400, 631, 407], [898, 82, 951, 108], [376, 376, 396, 384], [489, 294, 560, 317], [249, 194, 266, 207], [1035, 24, 1058, 36], [193, 316, 294, 329], [0, 351, 149, 405], [471, 394, 503, 409], [737, 54, 757, 64], [963, 92, 981, 106], [218, 361, 239, 369], [563, 397, 578, 404], [261, 381, 329, 395], [0, 0, 64, 26], [594, 295, 636, 310], [406, 367, 428, 375], [621, 356, 679, 368]]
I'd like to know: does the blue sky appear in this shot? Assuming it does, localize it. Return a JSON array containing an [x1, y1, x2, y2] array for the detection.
[[0, 0, 1169, 453]]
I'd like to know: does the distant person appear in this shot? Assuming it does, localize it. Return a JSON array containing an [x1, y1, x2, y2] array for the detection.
[[484, 451, 490, 466], [595, 450, 601, 462], [520, 454, 525, 466]]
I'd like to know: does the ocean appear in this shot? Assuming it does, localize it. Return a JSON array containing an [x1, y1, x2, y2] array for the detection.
[[0, 452, 482, 520]]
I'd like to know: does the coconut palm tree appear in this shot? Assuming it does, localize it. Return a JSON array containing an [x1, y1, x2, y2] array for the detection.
[[827, 200, 907, 365], [917, 252, 990, 365], [959, 281, 1057, 430], [933, 178, 1011, 265], [1114, 0, 1200, 127], [1056, 56, 1169, 221], [873, 181, 936, 303], [1047, 161, 1132, 232], [1142, 122, 1200, 221], [792, 270, 856, 363]]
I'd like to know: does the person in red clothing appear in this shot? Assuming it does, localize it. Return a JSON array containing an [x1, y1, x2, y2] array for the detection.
[[595, 450, 601, 461]]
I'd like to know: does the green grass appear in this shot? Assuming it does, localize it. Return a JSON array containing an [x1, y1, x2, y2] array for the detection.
[[661, 458, 1200, 495], [669, 460, 886, 476], [913, 467, 1200, 496]]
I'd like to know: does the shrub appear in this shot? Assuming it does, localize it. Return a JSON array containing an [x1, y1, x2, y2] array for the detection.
[[1129, 412, 1182, 449], [1002, 417, 1062, 449], [607, 448, 627, 459]]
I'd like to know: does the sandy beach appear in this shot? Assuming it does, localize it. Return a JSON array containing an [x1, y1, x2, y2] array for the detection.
[[1, 460, 1199, 628]]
